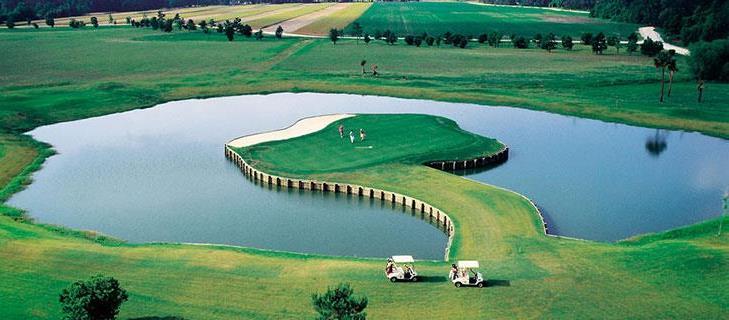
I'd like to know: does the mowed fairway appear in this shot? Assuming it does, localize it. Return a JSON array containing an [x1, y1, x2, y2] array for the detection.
[[346, 2, 639, 37]]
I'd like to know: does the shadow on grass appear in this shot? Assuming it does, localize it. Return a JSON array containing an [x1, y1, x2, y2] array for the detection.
[[486, 279, 511, 287], [417, 275, 449, 283], [129, 317, 185, 320]]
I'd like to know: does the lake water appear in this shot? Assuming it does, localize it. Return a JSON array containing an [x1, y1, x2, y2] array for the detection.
[[8, 93, 728, 259]]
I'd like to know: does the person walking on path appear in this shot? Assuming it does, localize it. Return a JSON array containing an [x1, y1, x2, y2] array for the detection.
[[359, 128, 366, 141], [371, 64, 378, 77], [697, 79, 705, 103], [349, 130, 355, 144], [338, 124, 344, 138]]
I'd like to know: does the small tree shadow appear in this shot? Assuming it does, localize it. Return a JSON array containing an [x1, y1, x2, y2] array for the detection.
[[129, 317, 185, 320], [417, 276, 449, 283], [486, 279, 511, 287]]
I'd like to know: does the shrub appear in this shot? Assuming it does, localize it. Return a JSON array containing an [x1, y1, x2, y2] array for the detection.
[[689, 39, 729, 81]]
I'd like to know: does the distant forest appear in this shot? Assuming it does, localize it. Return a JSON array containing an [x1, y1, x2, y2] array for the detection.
[[591, 0, 729, 44], [478, 0, 595, 11]]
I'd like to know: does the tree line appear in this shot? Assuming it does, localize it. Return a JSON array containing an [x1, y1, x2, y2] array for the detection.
[[478, 0, 596, 11]]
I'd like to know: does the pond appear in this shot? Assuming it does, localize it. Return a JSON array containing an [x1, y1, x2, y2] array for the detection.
[[8, 93, 728, 259]]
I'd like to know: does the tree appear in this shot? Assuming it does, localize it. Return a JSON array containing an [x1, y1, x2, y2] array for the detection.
[[125, 17, 131, 25], [607, 34, 622, 54], [626, 32, 639, 55], [404, 35, 414, 45], [241, 24, 253, 37], [59, 274, 128, 320], [580, 32, 593, 46], [591, 32, 607, 54], [477, 33, 488, 44], [224, 22, 235, 41], [311, 283, 367, 320], [5, 18, 14, 29], [360, 60, 367, 75], [329, 28, 340, 45], [199, 20, 208, 33], [275, 25, 284, 39], [254, 29, 263, 40], [363, 33, 371, 45], [641, 37, 664, 57], [653, 50, 676, 102], [533, 33, 543, 47], [373, 29, 382, 40], [688, 39, 729, 82], [108, 14, 114, 24], [513, 36, 528, 49], [90, 16, 98, 28], [667, 50, 678, 97], [386, 31, 397, 45], [425, 36, 434, 46], [351, 22, 363, 43], [541, 33, 557, 52], [561, 35, 573, 50], [488, 32, 501, 47], [186, 19, 196, 31], [45, 14, 55, 28], [414, 36, 423, 47]]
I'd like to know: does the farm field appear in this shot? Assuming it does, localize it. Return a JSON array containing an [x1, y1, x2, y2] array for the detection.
[[345, 2, 640, 37], [27, 4, 305, 27], [293, 2, 371, 35], [246, 3, 333, 30]]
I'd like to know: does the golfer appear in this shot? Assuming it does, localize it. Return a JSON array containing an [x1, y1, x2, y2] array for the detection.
[[359, 128, 366, 141], [338, 124, 344, 138], [349, 130, 355, 144]]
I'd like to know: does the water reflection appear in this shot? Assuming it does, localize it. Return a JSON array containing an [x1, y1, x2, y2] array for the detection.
[[645, 129, 669, 157]]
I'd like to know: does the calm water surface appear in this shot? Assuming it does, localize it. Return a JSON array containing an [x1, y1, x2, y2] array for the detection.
[[9, 93, 729, 259]]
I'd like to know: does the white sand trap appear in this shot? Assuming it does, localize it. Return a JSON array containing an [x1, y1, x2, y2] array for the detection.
[[262, 3, 348, 33], [227, 114, 354, 148]]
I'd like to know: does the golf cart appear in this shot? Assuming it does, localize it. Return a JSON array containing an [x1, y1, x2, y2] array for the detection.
[[450, 260, 485, 288], [385, 255, 418, 282]]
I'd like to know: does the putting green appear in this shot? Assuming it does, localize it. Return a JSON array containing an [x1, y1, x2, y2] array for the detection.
[[0, 114, 727, 319]]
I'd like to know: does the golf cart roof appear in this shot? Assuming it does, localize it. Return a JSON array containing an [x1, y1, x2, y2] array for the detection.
[[457, 260, 480, 268], [391, 255, 415, 263]]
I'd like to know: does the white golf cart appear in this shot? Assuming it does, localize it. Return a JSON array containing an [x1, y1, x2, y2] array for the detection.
[[385, 255, 418, 282], [449, 260, 485, 288]]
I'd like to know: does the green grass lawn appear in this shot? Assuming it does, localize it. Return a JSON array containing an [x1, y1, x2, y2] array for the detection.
[[1, 27, 726, 138], [237, 114, 504, 175], [1, 113, 727, 319], [345, 2, 639, 37]]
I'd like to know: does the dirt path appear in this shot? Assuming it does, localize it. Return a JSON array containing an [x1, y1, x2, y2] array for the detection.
[[227, 114, 354, 148], [638, 26, 690, 55], [262, 3, 349, 33]]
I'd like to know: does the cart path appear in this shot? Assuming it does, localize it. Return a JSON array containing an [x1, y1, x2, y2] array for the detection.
[[639, 26, 690, 56], [261, 3, 349, 34], [227, 114, 354, 148]]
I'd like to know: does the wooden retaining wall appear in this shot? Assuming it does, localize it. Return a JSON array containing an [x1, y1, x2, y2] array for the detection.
[[225, 146, 456, 261], [425, 146, 509, 171]]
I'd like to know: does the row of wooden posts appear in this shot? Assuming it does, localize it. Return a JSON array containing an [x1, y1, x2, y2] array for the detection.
[[224, 145, 457, 259]]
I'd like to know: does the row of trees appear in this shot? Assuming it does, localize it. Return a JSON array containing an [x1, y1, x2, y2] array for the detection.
[[128, 11, 274, 42], [479, 0, 596, 10]]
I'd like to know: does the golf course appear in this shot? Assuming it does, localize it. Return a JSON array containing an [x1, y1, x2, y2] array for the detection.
[[1, 1, 728, 319]]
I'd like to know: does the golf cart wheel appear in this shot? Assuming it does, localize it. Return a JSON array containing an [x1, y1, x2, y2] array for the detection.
[[390, 277, 397, 283], [455, 282, 462, 288], [477, 282, 484, 288], [412, 276, 418, 282]]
